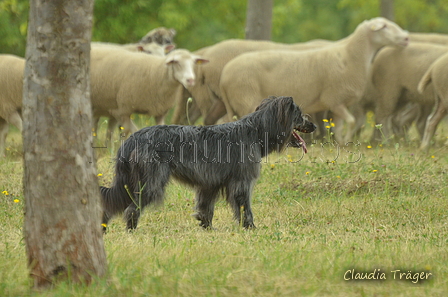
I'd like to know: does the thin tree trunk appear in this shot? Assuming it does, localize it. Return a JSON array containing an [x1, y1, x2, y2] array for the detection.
[[23, 0, 107, 288], [380, 0, 395, 21], [245, 0, 273, 40]]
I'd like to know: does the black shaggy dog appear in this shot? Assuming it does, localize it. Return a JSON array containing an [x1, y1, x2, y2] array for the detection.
[[101, 96, 316, 230]]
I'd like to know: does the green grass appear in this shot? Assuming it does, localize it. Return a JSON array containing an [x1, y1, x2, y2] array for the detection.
[[1, 121, 448, 296]]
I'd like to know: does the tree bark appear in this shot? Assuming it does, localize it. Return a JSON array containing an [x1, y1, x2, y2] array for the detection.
[[245, 0, 273, 40], [380, 0, 395, 21], [23, 0, 107, 288]]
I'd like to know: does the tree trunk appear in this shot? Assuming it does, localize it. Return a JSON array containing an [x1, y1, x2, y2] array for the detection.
[[23, 0, 107, 288], [245, 0, 273, 40], [380, 0, 395, 21]]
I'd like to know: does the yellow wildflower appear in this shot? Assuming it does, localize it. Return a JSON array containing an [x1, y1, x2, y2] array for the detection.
[[305, 171, 310, 175], [14, 199, 19, 203], [101, 223, 107, 228], [97, 173, 103, 177], [2, 190, 9, 195], [325, 125, 331, 129], [330, 122, 335, 127], [372, 170, 378, 173], [322, 119, 329, 122], [367, 145, 372, 149]]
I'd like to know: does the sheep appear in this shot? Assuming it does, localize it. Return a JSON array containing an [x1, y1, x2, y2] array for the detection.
[[171, 38, 333, 125], [91, 41, 169, 56], [369, 42, 448, 142], [410, 32, 448, 45], [90, 27, 177, 144], [417, 52, 448, 150], [0, 54, 25, 156], [90, 43, 177, 144], [92, 26, 176, 55], [90, 47, 208, 140], [219, 17, 409, 144]]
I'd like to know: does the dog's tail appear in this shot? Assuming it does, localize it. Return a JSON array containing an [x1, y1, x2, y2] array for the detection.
[[100, 183, 132, 224], [100, 141, 140, 223]]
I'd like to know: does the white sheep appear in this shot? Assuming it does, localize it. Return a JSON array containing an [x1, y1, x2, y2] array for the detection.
[[417, 52, 448, 150], [90, 47, 208, 139], [0, 54, 25, 156], [219, 17, 409, 143], [91, 41, 169, 56], [171, 38, 332, 125], [410, 32, 448, 45], [90, 43, 177, 144], [92, 26, 176, 56], [369, 42, 448, 142]]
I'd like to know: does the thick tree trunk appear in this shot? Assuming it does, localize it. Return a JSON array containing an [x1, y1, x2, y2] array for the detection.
[[380, 0, 395, 21], [23, 0, 107, 288], [245, 0, 273, 40]]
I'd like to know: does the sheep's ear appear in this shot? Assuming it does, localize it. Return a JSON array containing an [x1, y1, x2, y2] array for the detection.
[[164, 44, 175, 53], [195, 58, 209, 65], [370, 21, 387, 31], [165, 53, 178, 65], [166, 57, 178, 65]]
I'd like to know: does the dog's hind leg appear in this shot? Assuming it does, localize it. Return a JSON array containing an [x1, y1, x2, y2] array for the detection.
[[226, 181, 256, 229], [192, 187, 220, 229], [124, 164, 170, 231]]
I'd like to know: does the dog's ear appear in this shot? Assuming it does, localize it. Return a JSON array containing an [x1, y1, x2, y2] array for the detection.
[[278, 96, 296, 114], [255, 98, 271, 111], [283, 96, 294, 107]]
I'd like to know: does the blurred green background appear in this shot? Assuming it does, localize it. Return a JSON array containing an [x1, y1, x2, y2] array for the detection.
[[1, 0, 448, 56]]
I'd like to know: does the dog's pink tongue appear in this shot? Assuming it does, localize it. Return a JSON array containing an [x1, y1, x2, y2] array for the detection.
[[293, 131, 308, 154]]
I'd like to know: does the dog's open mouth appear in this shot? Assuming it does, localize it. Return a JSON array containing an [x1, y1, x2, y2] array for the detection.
[[292, 129, 308, 154]]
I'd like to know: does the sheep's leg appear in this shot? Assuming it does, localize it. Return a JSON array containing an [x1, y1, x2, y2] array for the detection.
[[330, 104, 355, 144], [154, 115, 166, 125], [171, 88, 193, 124], [349, 103, 366, 139], [204, 100, 227, 125], [0, 118, 9, 157], [192, 187, 220, 229], [106, 116, 118, 145], [416, 105, 433, 140], [420, 97, 447, 151], [8, 112, 22, 132], [117, 114, 133, 138]]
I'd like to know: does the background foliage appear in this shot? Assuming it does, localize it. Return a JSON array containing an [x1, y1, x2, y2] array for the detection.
[[1, 0, 448, 56]]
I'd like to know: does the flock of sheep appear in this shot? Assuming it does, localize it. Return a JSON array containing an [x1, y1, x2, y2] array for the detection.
[[1, 17, 448, 156]]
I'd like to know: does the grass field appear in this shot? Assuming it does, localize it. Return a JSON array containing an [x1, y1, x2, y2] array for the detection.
[[1, 120, 447, 297]]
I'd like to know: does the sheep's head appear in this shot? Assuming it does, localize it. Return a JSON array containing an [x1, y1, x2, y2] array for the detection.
[[165, 50, 209, 88], [365, 17, 409, 48]]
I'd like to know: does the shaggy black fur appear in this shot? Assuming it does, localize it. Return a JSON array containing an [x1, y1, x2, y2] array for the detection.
[[101, 96, 316, 230]]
